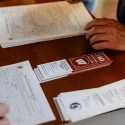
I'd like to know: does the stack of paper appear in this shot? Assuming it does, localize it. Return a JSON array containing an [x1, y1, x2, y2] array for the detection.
[[54, 79, 125, 122], [0, 1, 93, 48], [34, 52, 112, 82], [34, 59, 73, 82], [0, 61, 55, 125]]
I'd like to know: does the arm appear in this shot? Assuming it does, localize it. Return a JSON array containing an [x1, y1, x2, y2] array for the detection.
[[0, 103, 10, 125], [85, 18, 125, 51]]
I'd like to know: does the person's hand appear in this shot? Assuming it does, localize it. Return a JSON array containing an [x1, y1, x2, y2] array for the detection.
[[0, 103, 10, 125], [85, 18, 125, 51], [65, 0, 81, 3]]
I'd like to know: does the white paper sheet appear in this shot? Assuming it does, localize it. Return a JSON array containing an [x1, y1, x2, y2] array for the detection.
[[37, 59, 73, 82], [0, 1, 93, 48], [0, 61, 55, 125], [56, 79, 125, 122]]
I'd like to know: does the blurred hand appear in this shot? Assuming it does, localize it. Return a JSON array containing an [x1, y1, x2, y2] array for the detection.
[[0, 103, 10, 125], [85, 18, 125, 51], [65, 0, 81, 3]]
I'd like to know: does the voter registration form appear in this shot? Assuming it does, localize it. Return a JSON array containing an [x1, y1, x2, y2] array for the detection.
[[0, 1, 93, 48], [0, 61, 55, 125], [55, 79, 125, 122]]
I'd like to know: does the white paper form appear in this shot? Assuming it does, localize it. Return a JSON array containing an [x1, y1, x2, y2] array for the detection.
[[56, 88, 97, 122], [0, 61, 55, 125], [0, 1, 93, 48], [54, 89, 96, 122], [36, 59, 73, 82], [57, 79, 125, 122]]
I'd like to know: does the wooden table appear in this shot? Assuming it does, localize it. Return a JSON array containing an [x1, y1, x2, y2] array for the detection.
[[0, 0, 125, 125]]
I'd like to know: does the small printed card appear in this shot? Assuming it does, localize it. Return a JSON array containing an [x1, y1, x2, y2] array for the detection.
[[35, 52, 113, 82], [67, 52, 112, 73]]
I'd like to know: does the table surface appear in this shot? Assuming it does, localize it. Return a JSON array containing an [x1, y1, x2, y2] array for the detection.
[[0, 0, 125, 125]]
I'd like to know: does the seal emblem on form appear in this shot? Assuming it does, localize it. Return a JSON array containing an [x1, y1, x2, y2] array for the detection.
[[70, 102, 82, 110]]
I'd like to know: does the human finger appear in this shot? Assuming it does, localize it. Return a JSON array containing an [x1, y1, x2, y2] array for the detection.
[[0, 103, 9, 117], [86, 26, 108, 39], [65, 0, 80, 3], [89, 34, 109, 45], [84, 18, 109, 30], [0, 117, 10, 125], [92, 41, 110, 50]]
